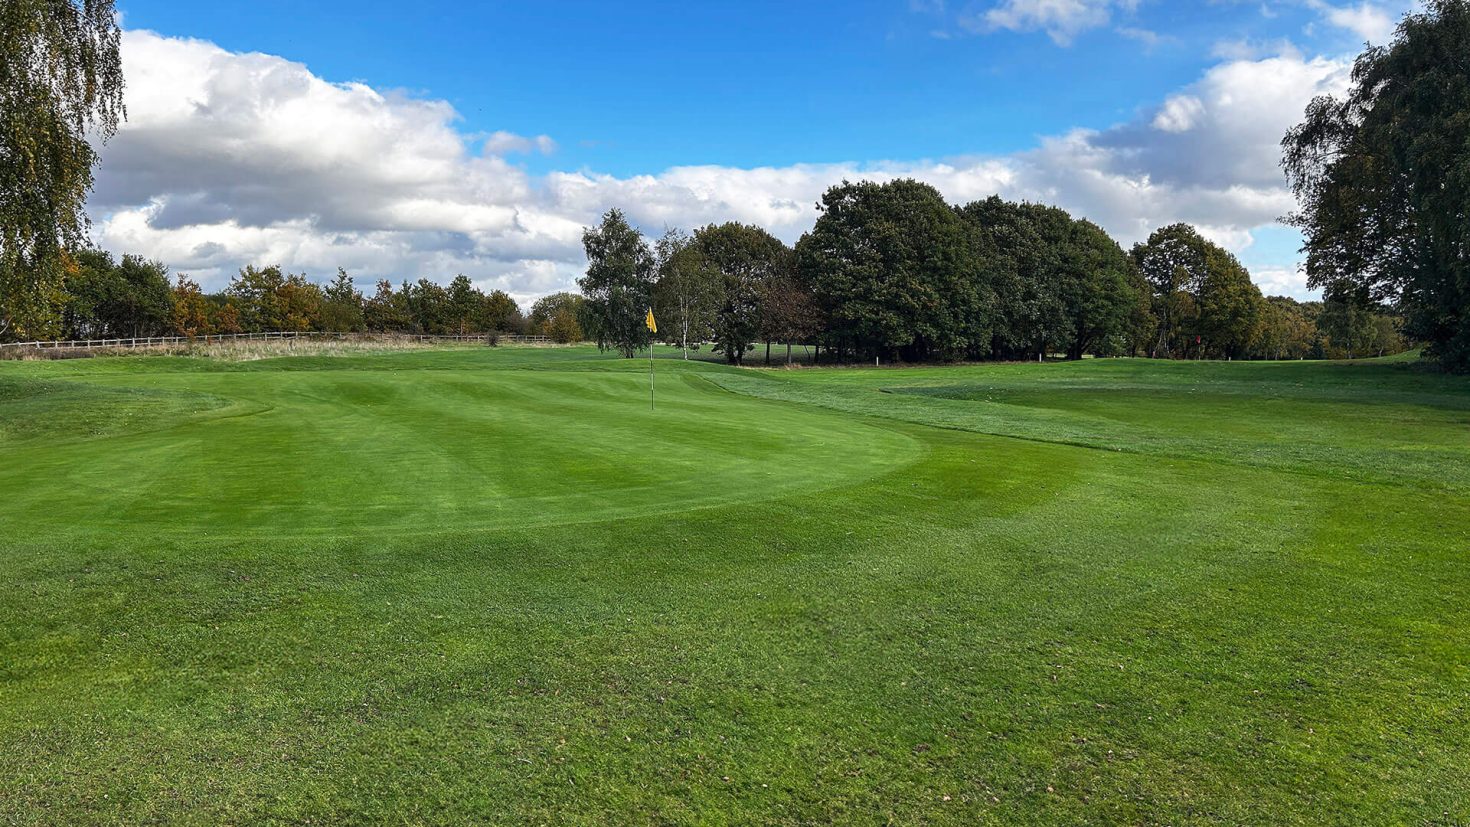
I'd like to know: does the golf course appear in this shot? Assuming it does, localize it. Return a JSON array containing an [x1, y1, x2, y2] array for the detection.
[[2, 345, 1467, 823]]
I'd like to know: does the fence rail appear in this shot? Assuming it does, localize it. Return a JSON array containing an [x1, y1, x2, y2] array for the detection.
[[0, 331, 557, 351]]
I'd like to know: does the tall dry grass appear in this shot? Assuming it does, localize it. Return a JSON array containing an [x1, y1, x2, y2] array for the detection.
[[1, 335, 478, 362]]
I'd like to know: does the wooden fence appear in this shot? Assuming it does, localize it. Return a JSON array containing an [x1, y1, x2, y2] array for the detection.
[[0, 330, 557, 351]]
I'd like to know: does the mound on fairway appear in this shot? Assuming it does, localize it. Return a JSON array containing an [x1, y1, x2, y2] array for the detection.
[[2, 347, 1468, 824]]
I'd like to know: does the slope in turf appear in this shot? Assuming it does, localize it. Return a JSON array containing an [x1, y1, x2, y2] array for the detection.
[[706, 357, 1470, 491]]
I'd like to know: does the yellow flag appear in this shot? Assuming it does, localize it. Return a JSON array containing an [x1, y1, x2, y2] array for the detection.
[[645, 308, 657, 334]]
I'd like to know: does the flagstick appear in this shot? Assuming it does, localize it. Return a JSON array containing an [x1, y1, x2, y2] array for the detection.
[[646, 307, 657, 411]]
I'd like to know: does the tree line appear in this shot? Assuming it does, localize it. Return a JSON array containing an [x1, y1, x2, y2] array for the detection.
[[26, 190, 1404, 364], [576, 182, 1404, 364], [47, 249, 590, 342]]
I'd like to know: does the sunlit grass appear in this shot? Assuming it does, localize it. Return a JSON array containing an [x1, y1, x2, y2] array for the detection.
[[2, 347, 1467, 823]]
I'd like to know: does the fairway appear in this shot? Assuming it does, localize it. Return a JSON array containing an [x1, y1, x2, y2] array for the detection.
[[3, 347, 1469, 823]]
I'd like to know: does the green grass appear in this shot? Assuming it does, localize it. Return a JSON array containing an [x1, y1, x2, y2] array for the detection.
[[2, 347, 1467, 824]]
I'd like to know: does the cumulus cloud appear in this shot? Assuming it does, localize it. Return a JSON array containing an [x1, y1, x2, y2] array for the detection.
[[90, 29, 1349, 303], [1252, 265, 1311, 297], [1152, 95, 1206, 133]]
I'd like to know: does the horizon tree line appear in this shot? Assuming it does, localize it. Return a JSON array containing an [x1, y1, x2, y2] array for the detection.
[[17, 189, 1405, 365], [576, 183, 1405, 365], [48, 251, 589, 343]]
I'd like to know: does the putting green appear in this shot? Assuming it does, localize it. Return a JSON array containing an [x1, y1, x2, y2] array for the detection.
[[0, 351, 917, 543]]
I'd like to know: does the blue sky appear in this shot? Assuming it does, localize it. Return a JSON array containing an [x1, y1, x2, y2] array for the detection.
[[115, 0, 1384, 173], [93, 1, 1416, 301]]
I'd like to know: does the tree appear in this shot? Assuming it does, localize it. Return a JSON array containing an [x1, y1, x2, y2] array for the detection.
[[1318, 288, 1381, 359], [446, 274, 480, 334], [1370, 313, 1405, 357], [227, 265, 322, 332], [0, 0, 125, 341], [692, 222, 789, 365], [1255, 296, 1317, 360], [405, 279, 450, 334], [578, 209, 655, 358], [1195, 245, 1264, 359], [759, 271, 821, 365], [170, 275, 211, 337], [1132, 224, 1263, 359], [480, 289, 523, 333], [961, 199, 1140, 360], [959, 198, 1064, 360], [797, 179, 990, 362], [529, 292, 585, 343], [1122, 264, 1158, 357], [1058, 217, 1140, 360], [276, 273, 323, 332], [62, 250, 172, 338], [364, 280, 407, 332], [320, 268, 365, 332], [228, 265, 288, 332], [1282, 0, 1470, 370], [652, 227, 718, 358], [211, 299, 242, 334], [1132, 224, 1209, 358]]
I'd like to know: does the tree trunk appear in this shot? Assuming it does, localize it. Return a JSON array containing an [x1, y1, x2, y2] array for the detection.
[[765, 340, 771, 365], [786, 342, 792, 365]]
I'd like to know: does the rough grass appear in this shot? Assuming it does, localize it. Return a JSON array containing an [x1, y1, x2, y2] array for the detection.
[[0, 335, 469, 362], [1, 347, 1467, 824]]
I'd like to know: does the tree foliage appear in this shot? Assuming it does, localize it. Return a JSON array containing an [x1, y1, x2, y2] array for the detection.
[[959, 198, 1139, 360], [759, 271, 821, 364], [579, 209, 655, 358], [797, 179, 990, 361], [1256, 296, 1318, 360], [652, 228, 718, 358], [1132, 224, 1264, 359], [0, 0, 125, 340], [1281, 0, 1470, 370], [170, 275, 211, 338], [692, 222, 789, 365], [321, 269, 366, 333], [529, 292, 585, 343], [61, 250, 172, 338]]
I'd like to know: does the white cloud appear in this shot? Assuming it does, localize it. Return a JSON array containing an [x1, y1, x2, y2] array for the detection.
[[965, 0, 1139, 45], [1152, 95, 1206, 132], [1304, 0, 1400, 43], [1116, 26, 1169, 49], [1252, 265, 1310, 297], [90, 29, 1349, 304], [483, 131, 557, 156]]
